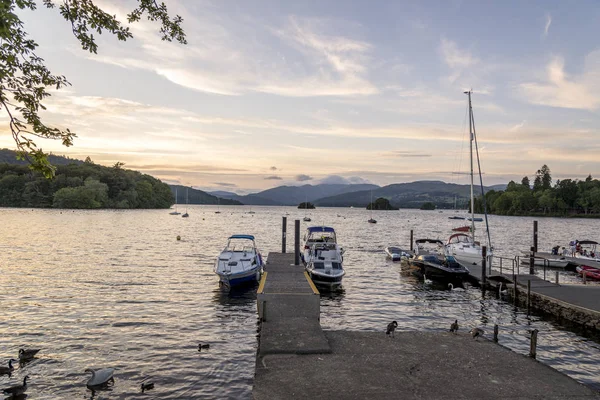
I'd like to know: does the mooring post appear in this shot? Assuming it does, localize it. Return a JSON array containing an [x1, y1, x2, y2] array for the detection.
[[513, 274, 518, 305], [529, 329, 539, 359], [555, 271, 559, 285], [527, 279, 531, 315], [282, 216, 287, 253], [493, 324, 499, 343], [262, 300, 267, 322], [410, 230, 413, 252], [533, 220, 538, 253], [481, 246, 487, 286], [294, 219, 300, 265], [583, 271, 587, 285], [529, 246, 535, 275]]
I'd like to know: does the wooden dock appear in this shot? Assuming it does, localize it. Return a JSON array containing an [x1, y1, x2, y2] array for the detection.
[[254, 252, 600, 399]]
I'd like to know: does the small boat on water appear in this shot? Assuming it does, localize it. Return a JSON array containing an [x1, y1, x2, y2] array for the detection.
[[385, 246, 410, 261], [302, 226, 345, 288], [576, 265, 600, 281], [408, 254, 469, 281], [214, 235, 264, 287], [519, 255, 570, 269]]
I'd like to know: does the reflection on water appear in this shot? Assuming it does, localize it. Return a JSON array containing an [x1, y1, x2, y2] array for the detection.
[[1, 206, 600, 397]]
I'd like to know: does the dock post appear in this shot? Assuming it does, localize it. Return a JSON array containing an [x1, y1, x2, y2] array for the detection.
[[583, 271, 587, 285], [555, 271, 559, 285], [410, 230, 413, 252], [529, 246, 535, 275], [527, 279, 531, 315], [481, 246, 487, 286], [262, 300, 267, 322], [493, 324, 499, 343], [513, 274, 518, 305], [533, 220, 538, 252], [294, 220, 300, 265], [529, 329, 539, 359], [282, 216, 287, 253]]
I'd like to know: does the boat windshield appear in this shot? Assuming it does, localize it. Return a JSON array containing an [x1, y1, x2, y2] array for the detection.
[[447, 233, 474, 245], [225, 239, 256, 252], [305, 232, 337, 245]]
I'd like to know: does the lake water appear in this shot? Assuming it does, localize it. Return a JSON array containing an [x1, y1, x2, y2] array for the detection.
[[1, 206, 599, 398]]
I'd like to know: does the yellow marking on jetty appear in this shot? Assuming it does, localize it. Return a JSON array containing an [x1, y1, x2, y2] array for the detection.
[[304, 271, 320, 295], [257, 271, 267, 294]]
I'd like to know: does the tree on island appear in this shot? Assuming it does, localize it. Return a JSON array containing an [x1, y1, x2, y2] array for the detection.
[[367, 197, 398, 210], [1, 0, 186, 178], [298, 202, 315, 209], [420, 202, 436, 210]]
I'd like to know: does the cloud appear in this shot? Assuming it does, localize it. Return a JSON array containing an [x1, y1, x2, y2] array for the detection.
[[509, 121, 526, 132], [212, 182, 237, 187], [270, 166, 278, 171], [439, 38, 480, 83], [519, 53, 600, 110], [543, 13, 552, 38], [295, 174, 313, 181], [264, 175, 282, 180], [382, 151, 433, 158]]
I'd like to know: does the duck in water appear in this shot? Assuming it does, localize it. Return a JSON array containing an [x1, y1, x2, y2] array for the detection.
[[0, 359, 16, 375], [3, 375, 29, 396]]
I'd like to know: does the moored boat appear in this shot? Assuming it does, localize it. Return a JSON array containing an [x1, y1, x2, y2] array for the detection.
[[214, 235, 264, 287], [576, 265, 600, 281], [385, 246, 410, 261], [302, 226, 345, 288], [408, 254, 469, 281]]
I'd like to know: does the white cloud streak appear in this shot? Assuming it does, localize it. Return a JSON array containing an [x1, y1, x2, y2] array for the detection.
[[543, 13, 552, 38]]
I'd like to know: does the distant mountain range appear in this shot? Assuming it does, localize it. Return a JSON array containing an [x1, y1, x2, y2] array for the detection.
[[211, 181, 507, 208], [210, 183, 379, 206], [0, 148, 83, 166], [169, 185, 242, 206]]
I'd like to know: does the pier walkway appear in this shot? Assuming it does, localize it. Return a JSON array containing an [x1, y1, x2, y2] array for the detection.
[[253, 252, 599, 399]]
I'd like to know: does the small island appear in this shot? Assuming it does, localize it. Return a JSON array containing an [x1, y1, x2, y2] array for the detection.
[[420, 202, 436, 210], [298, 201, 315, 209], [367, 197, 398, 210]]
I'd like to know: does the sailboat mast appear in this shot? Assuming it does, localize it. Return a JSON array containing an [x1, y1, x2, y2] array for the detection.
[[466, 90, 475, 239]]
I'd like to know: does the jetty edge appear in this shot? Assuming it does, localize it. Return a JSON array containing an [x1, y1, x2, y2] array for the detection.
[[253, 252, 599, 399]]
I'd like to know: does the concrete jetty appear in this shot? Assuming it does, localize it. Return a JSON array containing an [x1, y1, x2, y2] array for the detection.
[[253, 252, 600, 399]]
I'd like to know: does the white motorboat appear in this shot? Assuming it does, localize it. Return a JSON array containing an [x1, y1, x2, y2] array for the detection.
[[444, 91, 493, 271], [519, 256, 570, 269], [214, 235, 264, 287], [385, 246, 410, 261], [302, 226, 345, 288], [573, 240, 600, 262]]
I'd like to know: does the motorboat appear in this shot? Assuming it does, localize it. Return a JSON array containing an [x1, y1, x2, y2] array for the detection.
[[519, 254, 570, 269], [214, 235, 264, 287], [385, 246, 410, 261], [444, 92, 493, 271], [408, 254, 469, 281], [414, 238, 444, 257], [573, 240, 600, 262], [302, 226, 345, 288], [576, 265, 600, 281]]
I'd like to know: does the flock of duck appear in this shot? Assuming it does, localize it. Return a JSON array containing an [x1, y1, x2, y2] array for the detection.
[[385, 320, 485, 339], [0, 347, 157, 397]]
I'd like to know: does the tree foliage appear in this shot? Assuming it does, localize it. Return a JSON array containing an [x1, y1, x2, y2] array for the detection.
[[0, 0, 186, 177], [0, 160, 174, 208], [367, 197, 398, 210], [476, 165, 600, 217]]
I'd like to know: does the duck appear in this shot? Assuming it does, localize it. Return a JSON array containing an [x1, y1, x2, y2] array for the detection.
[[141, 382, 155, 393], [18, 348, 40, 361], [386, 321, 398, 338], [470, 327, 485, 339], [198, 343, 210, 352], [85, 368, 115, 387], [448, 283, 465, 291], [450, 320, 459, 333], [0, 359, 16, 375], [3, 375, 29, 396]]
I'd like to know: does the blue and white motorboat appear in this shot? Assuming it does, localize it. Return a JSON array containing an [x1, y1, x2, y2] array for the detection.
[[301, 226, 345, 288], [214, 235, 264, 287]]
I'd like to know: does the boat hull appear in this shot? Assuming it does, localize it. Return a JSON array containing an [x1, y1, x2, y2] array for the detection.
[[307, 270, 344, 288], [216, 266, 261, 287], [576, 266, 600, 281]]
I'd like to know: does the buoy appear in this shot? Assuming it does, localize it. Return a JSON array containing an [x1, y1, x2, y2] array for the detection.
[[176, 235, 181, 241]]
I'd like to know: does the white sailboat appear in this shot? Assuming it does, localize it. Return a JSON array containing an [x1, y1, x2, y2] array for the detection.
[[182, 188, 189, 218], [215, 196, 221, 214], [169, 188, 181, 215], [303, 195, 311, 222], [444, 91, 492, 270], [368, 191, 377, 223]]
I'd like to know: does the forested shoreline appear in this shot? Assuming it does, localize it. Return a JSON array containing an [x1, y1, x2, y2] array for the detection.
[[0, 160, 173, 209], [475, 165, 600, 217]]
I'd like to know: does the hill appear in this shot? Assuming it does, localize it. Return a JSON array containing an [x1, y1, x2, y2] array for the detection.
[[0, 148, 83, 166], [170, 185, 242, 205], [313, 180, 496, 209]]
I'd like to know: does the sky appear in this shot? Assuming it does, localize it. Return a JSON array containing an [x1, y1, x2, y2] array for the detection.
[[3, 0, 600, 194]]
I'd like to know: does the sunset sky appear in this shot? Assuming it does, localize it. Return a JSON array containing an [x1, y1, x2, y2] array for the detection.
[[3, 0, 600, 194]]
